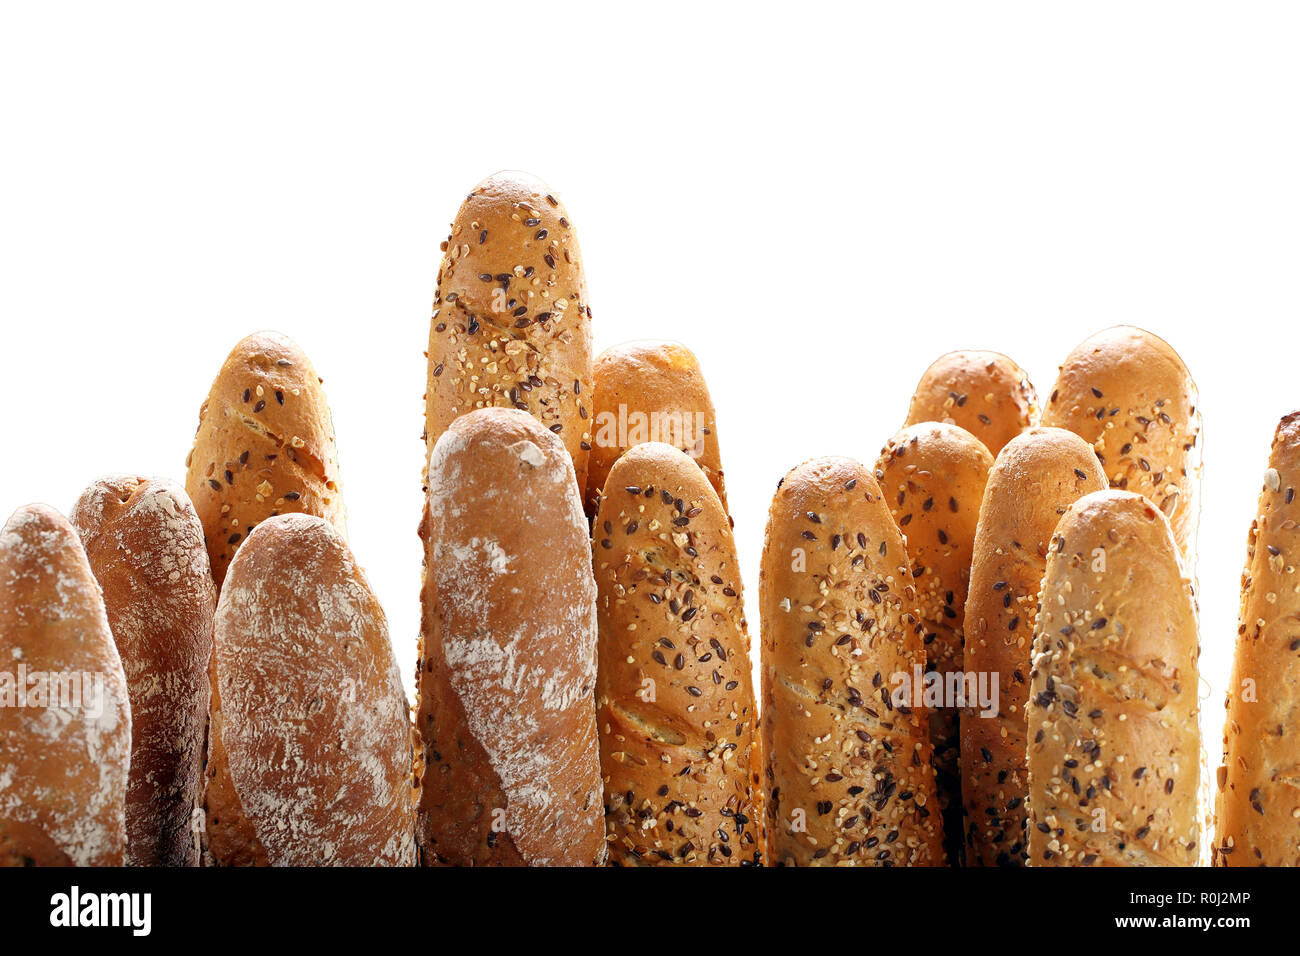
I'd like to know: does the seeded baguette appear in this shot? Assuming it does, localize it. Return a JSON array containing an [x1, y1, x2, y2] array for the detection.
[[417, 408, 604, 866], [760, 456, 945, 866], [426, 170, 593, 492], [595, 442, 761, 865], [905, 350, 1038, 456], [1026, 490, 1200, 866], [1041, 325, 1200, 563], [961, 427, 1107, 866], [71, 476, 215, 867], [876, 423, 993, 863], [185, 330, 345, 590], [1216, 412, 1300, 865], [0, 504, 132, 867], [587, 340, 727, 515], [205, 514, 415, 866]]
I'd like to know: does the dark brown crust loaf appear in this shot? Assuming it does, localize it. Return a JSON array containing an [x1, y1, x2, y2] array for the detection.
[[594, 442, 761, 865], [417, 408, 604, 867], [207, 514, 415, 866], [1026, 490, 1200, 866], [426, 170, 592, 492], [1216, 412, 1300, 865], [1041, 325, 1200, 562], [185, 331, 345, 589], [71, 476, 215, 867], [905, 350, 1038, 455], [587, 340, 726, 515], [0, 504, 132, 867], [876, 423, 993, 863], [961, 427, 1107, 866], [760, 457, 945, 866]]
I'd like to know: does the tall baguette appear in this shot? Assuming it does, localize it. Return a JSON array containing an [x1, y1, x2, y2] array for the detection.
[[1041, 325, 1200, 562], [71, 476, 215, 867], [1216, 412, 1300, 865], [1026, 490, 1200, 866], [876, 423, 993, 863], [185, 331, 345, 589], [961, 427, 1107, 866], [417, 408, 604, 866], [594, 442, 761, 865], [587, 340, 727, 515], [905, 350, 1038, 455], [760, 456, 945, 866], [0, 504, 132, 867], [206, 514, 415, 866], [426, 170, 592, 491]]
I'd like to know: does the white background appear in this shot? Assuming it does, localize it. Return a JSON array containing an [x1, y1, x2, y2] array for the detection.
[[2, 2, 1297, 790]]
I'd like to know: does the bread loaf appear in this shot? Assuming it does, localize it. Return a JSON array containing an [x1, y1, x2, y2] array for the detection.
[[417, 407, 604, 866], [876, 423, 993, 863], [961, 427, 1107, 866], [185, 330, 345, 589], [71, 476, 214, 867], [1026, 490, 1200, 866], [587, 340, 726, 515], [0, 504, 131, 866], [594, 442, 761, 865], [206, 514, 415, 866], [1216, 411, 1300, 865], [1041, 325, 1200, 562], [760, 456, 945, 866], [905, 350, 1038, 455], [426, 170, 592, 492]]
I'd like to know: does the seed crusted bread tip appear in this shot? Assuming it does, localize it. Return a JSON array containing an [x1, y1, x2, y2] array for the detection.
[[905, 349, 1039, 456]]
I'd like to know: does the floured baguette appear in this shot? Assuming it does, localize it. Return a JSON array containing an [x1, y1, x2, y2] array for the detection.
[[905, 349, 1038, 455]]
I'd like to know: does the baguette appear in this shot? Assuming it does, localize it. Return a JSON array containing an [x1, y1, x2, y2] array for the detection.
[[71, 476, 215, 867], [876, 423, 993, 863], [426, 170, 592, 492], [594, 442, 761, 865], [760, 456, 945, 866], [185, 331, 345, 589], [1041, 325, 1200, 562], [905, 350, 1038, 455], [1026, 490, 1200, 866], [0, 504, 132, 866], [1216, 411, 1300, 865], [206, 514, 415, 866], [587, 340, 726, 515], [961, 427, 1107, 866], [417, 407, 604, 866]]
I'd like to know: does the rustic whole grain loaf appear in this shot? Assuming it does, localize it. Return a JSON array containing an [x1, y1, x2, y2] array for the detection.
[[961, 427, 1107, 866], [1026, 490, 1200, 866], [876, 423, 993, 863], [0, 504, 131, 867], [760, 456, 945, 866], [426, 171, 592, 492], [417, 407, 604, 866], [594, 442, 761, 865], [905, 350, 1038, 456], [71, 476, 215, 867], [185, 330, 345, 589]]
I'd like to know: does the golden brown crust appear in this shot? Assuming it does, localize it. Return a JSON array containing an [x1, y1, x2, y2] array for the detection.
[[0, 504, 131, 867], [594, 442, 760, 865], [587, 340, 726, 515], [760, 457, 945, 866], [876, 424, 993, 863], [1216, 412, 1300, 865], [0, 819, 73, 867], [961, 427, 1107, 866], [905, 350, 1038, 455], [426, 170, 592, 492], [417, 408, 604, 867], [71, 476, 215, 867], [1026, 490, 1199, 866], [1041, 325, 1200, 561], [185, 331, 345, 589]]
